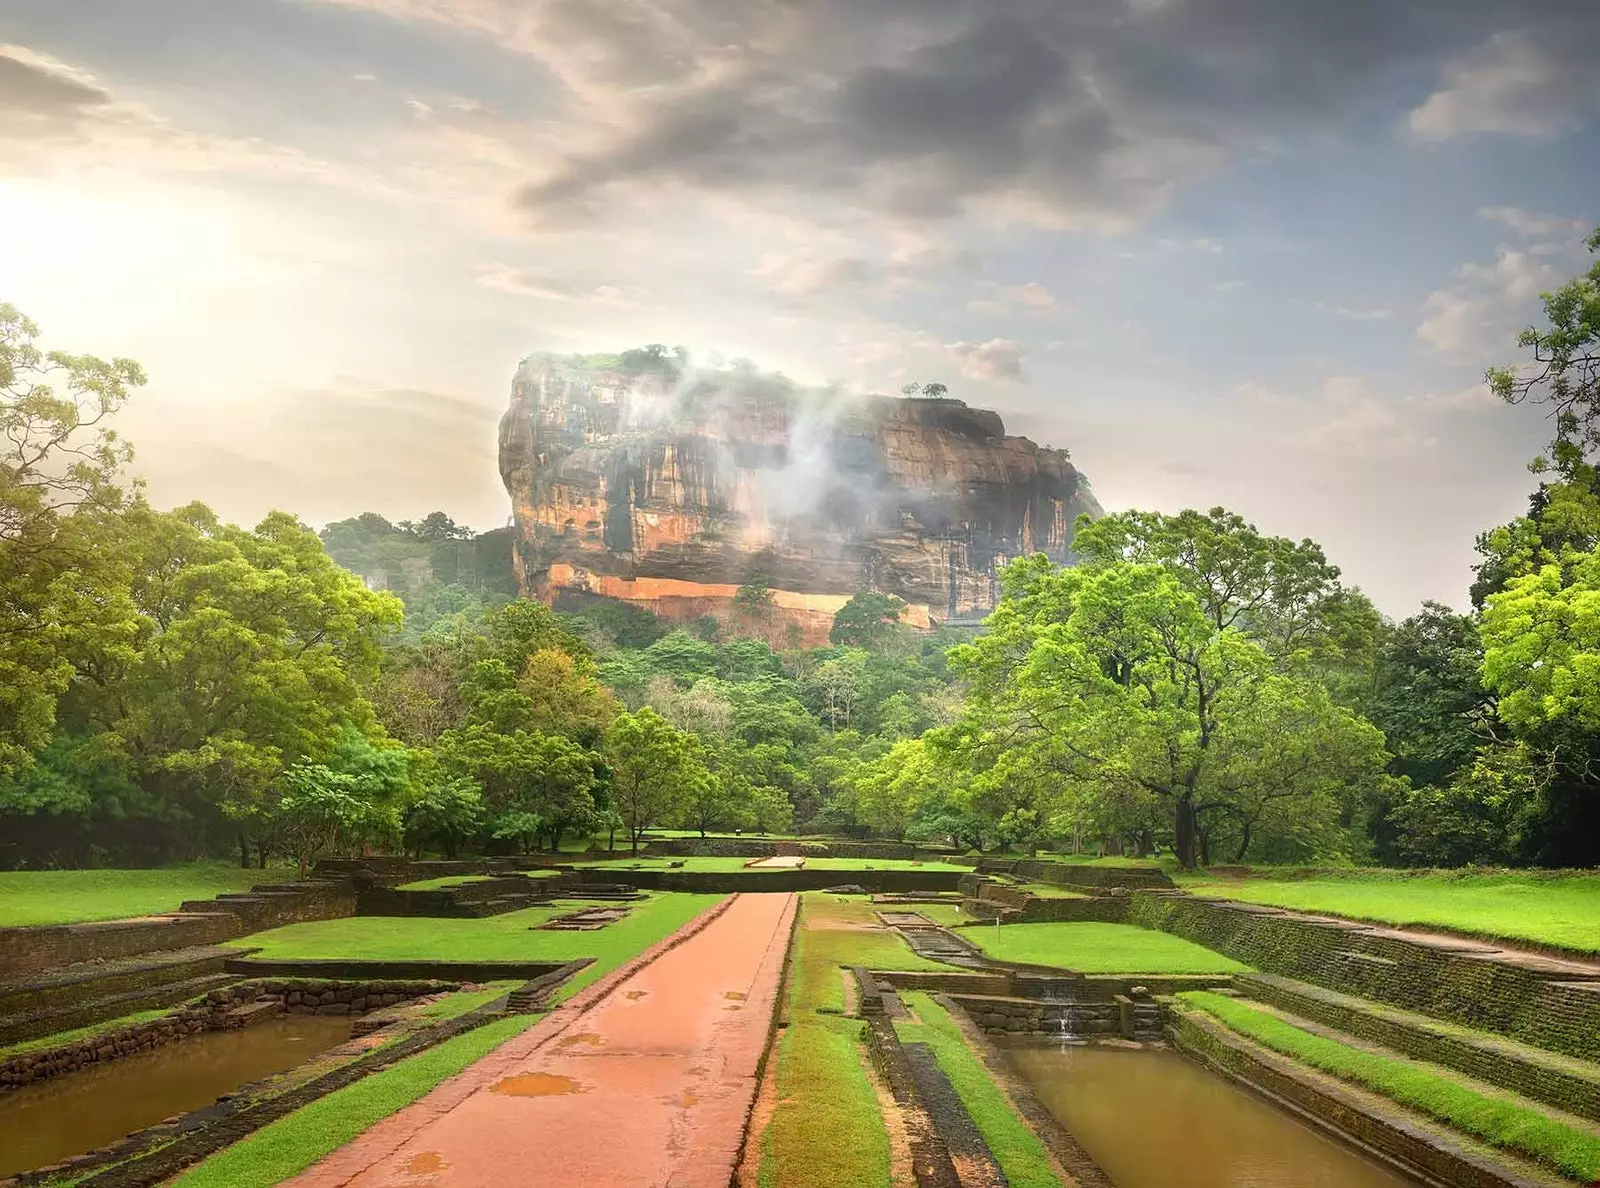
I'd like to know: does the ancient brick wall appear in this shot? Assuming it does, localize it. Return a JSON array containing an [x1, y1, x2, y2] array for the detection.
[[0, 915, 241, 981], [1132, 893, 1600, 1061]]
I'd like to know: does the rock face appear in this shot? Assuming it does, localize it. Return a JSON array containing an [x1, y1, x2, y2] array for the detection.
[[498, 354, 1101, 643]]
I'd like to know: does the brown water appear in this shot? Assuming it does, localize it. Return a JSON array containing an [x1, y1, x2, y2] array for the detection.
[[1000, 1040, 1419, 1188], [0, 1015, 352, 1177]]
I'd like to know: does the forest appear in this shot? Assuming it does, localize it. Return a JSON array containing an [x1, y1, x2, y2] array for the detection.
[[3, 229, 1600, 873]]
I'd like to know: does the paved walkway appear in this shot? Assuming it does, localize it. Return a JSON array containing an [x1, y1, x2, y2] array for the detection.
[[289, 893, 797, 1188]]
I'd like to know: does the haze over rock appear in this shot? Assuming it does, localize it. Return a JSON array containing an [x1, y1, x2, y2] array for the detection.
[[498, 351, 1101, 643]]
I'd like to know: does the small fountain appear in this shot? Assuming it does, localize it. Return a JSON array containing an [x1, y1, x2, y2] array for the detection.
[[1051, 1004, 1087, 1046]]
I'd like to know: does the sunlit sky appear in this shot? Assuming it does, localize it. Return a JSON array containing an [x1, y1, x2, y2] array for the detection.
[[4, 1, 1600, 614]]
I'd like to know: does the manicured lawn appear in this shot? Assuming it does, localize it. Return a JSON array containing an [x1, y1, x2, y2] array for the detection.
[[962, 922, 1249, 974], [1021, 884, 1087, 899], [572, 856, 972, 873], [759, 894, 946, 1188], [1181, 991, 1600, 1182], [0, 862, 291, 927], [232, 892, 722, 1001], [171, 1013, 538, 1188], [394, 874, 496, 890], [896, 992, 1063, 1188], [1179, 870, 1600, 955]]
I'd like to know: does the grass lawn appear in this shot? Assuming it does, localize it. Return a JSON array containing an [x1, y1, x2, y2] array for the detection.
[[1021, 884, 1087, 899], [896, 992, 1063, 1188], [759, 894, 947, 1188], [393, 874, 495, 891], [231, 892, 722, 1001], [1181, 991, 1600, 1182], [170, 1013, 538, 1188], [572, 855, 971, 873], [1179, 870, 1600, 955], [962, 922, 1249, 974], [0, 862, 292, 927]]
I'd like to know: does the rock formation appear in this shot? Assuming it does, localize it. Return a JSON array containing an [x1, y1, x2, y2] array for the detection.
[[497, 352, 1102, 644]]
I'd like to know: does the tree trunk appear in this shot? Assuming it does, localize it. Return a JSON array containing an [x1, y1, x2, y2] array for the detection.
[[237, 830, 250, 869], [1197, 826, 1211, 868], [1175, 796, 1198, 869], [1232, 822, 1252, 864]]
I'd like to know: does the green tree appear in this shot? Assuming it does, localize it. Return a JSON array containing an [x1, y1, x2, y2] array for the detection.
[[953, 559, 1388, 868], [435, 724, 597, 852], [605, 707, 700, 853], [273, 761, 400, 877], [1488, 226, 1600, 465], [403, 777, 485, 859], [1072, 506, 1372, 666], [0, 304, 141, 777], [642, 629, 720, 684], [829, 591, 908, 650]]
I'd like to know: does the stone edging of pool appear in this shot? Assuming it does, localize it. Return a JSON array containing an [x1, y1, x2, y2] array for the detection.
[[0, 958, 598, 1188], [1168, 1002, 1559, 1188], [936, 991, 1117, 1188]]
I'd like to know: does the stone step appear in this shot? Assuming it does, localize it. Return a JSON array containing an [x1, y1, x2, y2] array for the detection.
[[1219, 996, 1600, 1147], [1240, 972, 1600, 1124], [0, 971, 240, 1046], [0, 944, 239, 1018], [221, 997, 285, 1027]]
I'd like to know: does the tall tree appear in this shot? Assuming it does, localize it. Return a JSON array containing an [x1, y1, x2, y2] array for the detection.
[[605, 707, 701, 853], [952, 559, 1388, 868], [0, 304, 142, 776]]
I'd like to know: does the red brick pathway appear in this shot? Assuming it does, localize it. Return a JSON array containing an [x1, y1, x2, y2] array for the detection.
[[287, 892, 797, 1188]]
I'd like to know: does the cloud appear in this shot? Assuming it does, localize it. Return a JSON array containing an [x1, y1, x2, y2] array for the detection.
[[1409, 23, 1600, 140], [1417, 247, 1560, 356], [1478, 205, 1589, 239], [947, 337, 1026, 382], [311, 0, 1584, 233], [476, 263, 648, 304], [130, 379, 510, 530], [754, 253, 875, 299], [0, 44, 112, 128], [1322, 303, 1392, 321], [967, 280, 1059, 314]]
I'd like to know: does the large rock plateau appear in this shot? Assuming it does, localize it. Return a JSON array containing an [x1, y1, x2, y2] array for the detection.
[[498, 353, 1101, 644]]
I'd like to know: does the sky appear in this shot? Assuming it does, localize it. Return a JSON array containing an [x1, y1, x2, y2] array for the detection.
[[3, 1, 1599, 616]]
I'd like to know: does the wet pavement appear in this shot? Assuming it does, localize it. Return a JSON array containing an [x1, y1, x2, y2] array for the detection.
[[287, 893, 797, 1188]]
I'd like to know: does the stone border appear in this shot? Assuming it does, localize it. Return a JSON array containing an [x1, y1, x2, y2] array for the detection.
[[1168, 1003, 1558, 1188], [223, 958, 569, 981], [265, 894, 745, 1186], [933, 992, 1115, 1188]]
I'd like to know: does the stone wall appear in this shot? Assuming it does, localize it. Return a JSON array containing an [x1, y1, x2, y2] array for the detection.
[[1171, 1006, 1529, 1188], [0, 978, 457, 1089], [949, 994, 1155, 1039], [177, 880, 358, 931], [1000, 859, 1174, 890], [0, 915, 240, 981], [1131, 893, 1600, 1062], [612, 868, 962, 893], [644, 838, 932, 860]]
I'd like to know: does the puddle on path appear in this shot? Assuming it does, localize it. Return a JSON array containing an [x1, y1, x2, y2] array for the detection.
[[724, 991, 747, 1000], [405, 1151, 447, 1174], [491, 1072, 583, 1097], [554, 1031, 604, 1050]]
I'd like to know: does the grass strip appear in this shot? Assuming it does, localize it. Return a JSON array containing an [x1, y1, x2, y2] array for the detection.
[[759, 894, 947, 1188], [168, 1013, 536, 1188], [1181, 991, 1600, 1182], [0, 862, 293, 927], [418, 982, 519, 1021], [0, 1008, 174, 1059], [896, 992, 1063, 1188], [1175, 871, 1600, 955], [963, 922, 1250, 974]]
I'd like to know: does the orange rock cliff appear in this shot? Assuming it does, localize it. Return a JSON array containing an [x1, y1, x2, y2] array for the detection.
[[496, 353, 1102, 644]]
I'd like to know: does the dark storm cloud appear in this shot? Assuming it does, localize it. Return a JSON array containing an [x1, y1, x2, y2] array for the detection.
[[504, 0, 1600, 228]]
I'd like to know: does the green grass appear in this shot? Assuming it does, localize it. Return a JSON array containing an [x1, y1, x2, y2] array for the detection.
[[0, 1008, 173, 1059], [418, 982, 519, 1021], [759, 894, 947, 1188], [1179, 870, 1600, 955], [961, 922, 1250, 974], [1181, 991, 1600, 1182], [0, 862, 292, 927], [896, 992, 1062, 1188], [170, 1013, 538, 1188], [1020, 884, 1087, 899], [231, 892, 721, 1002], [393, 874, 495, 891], [572, 855, 971, 873]]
